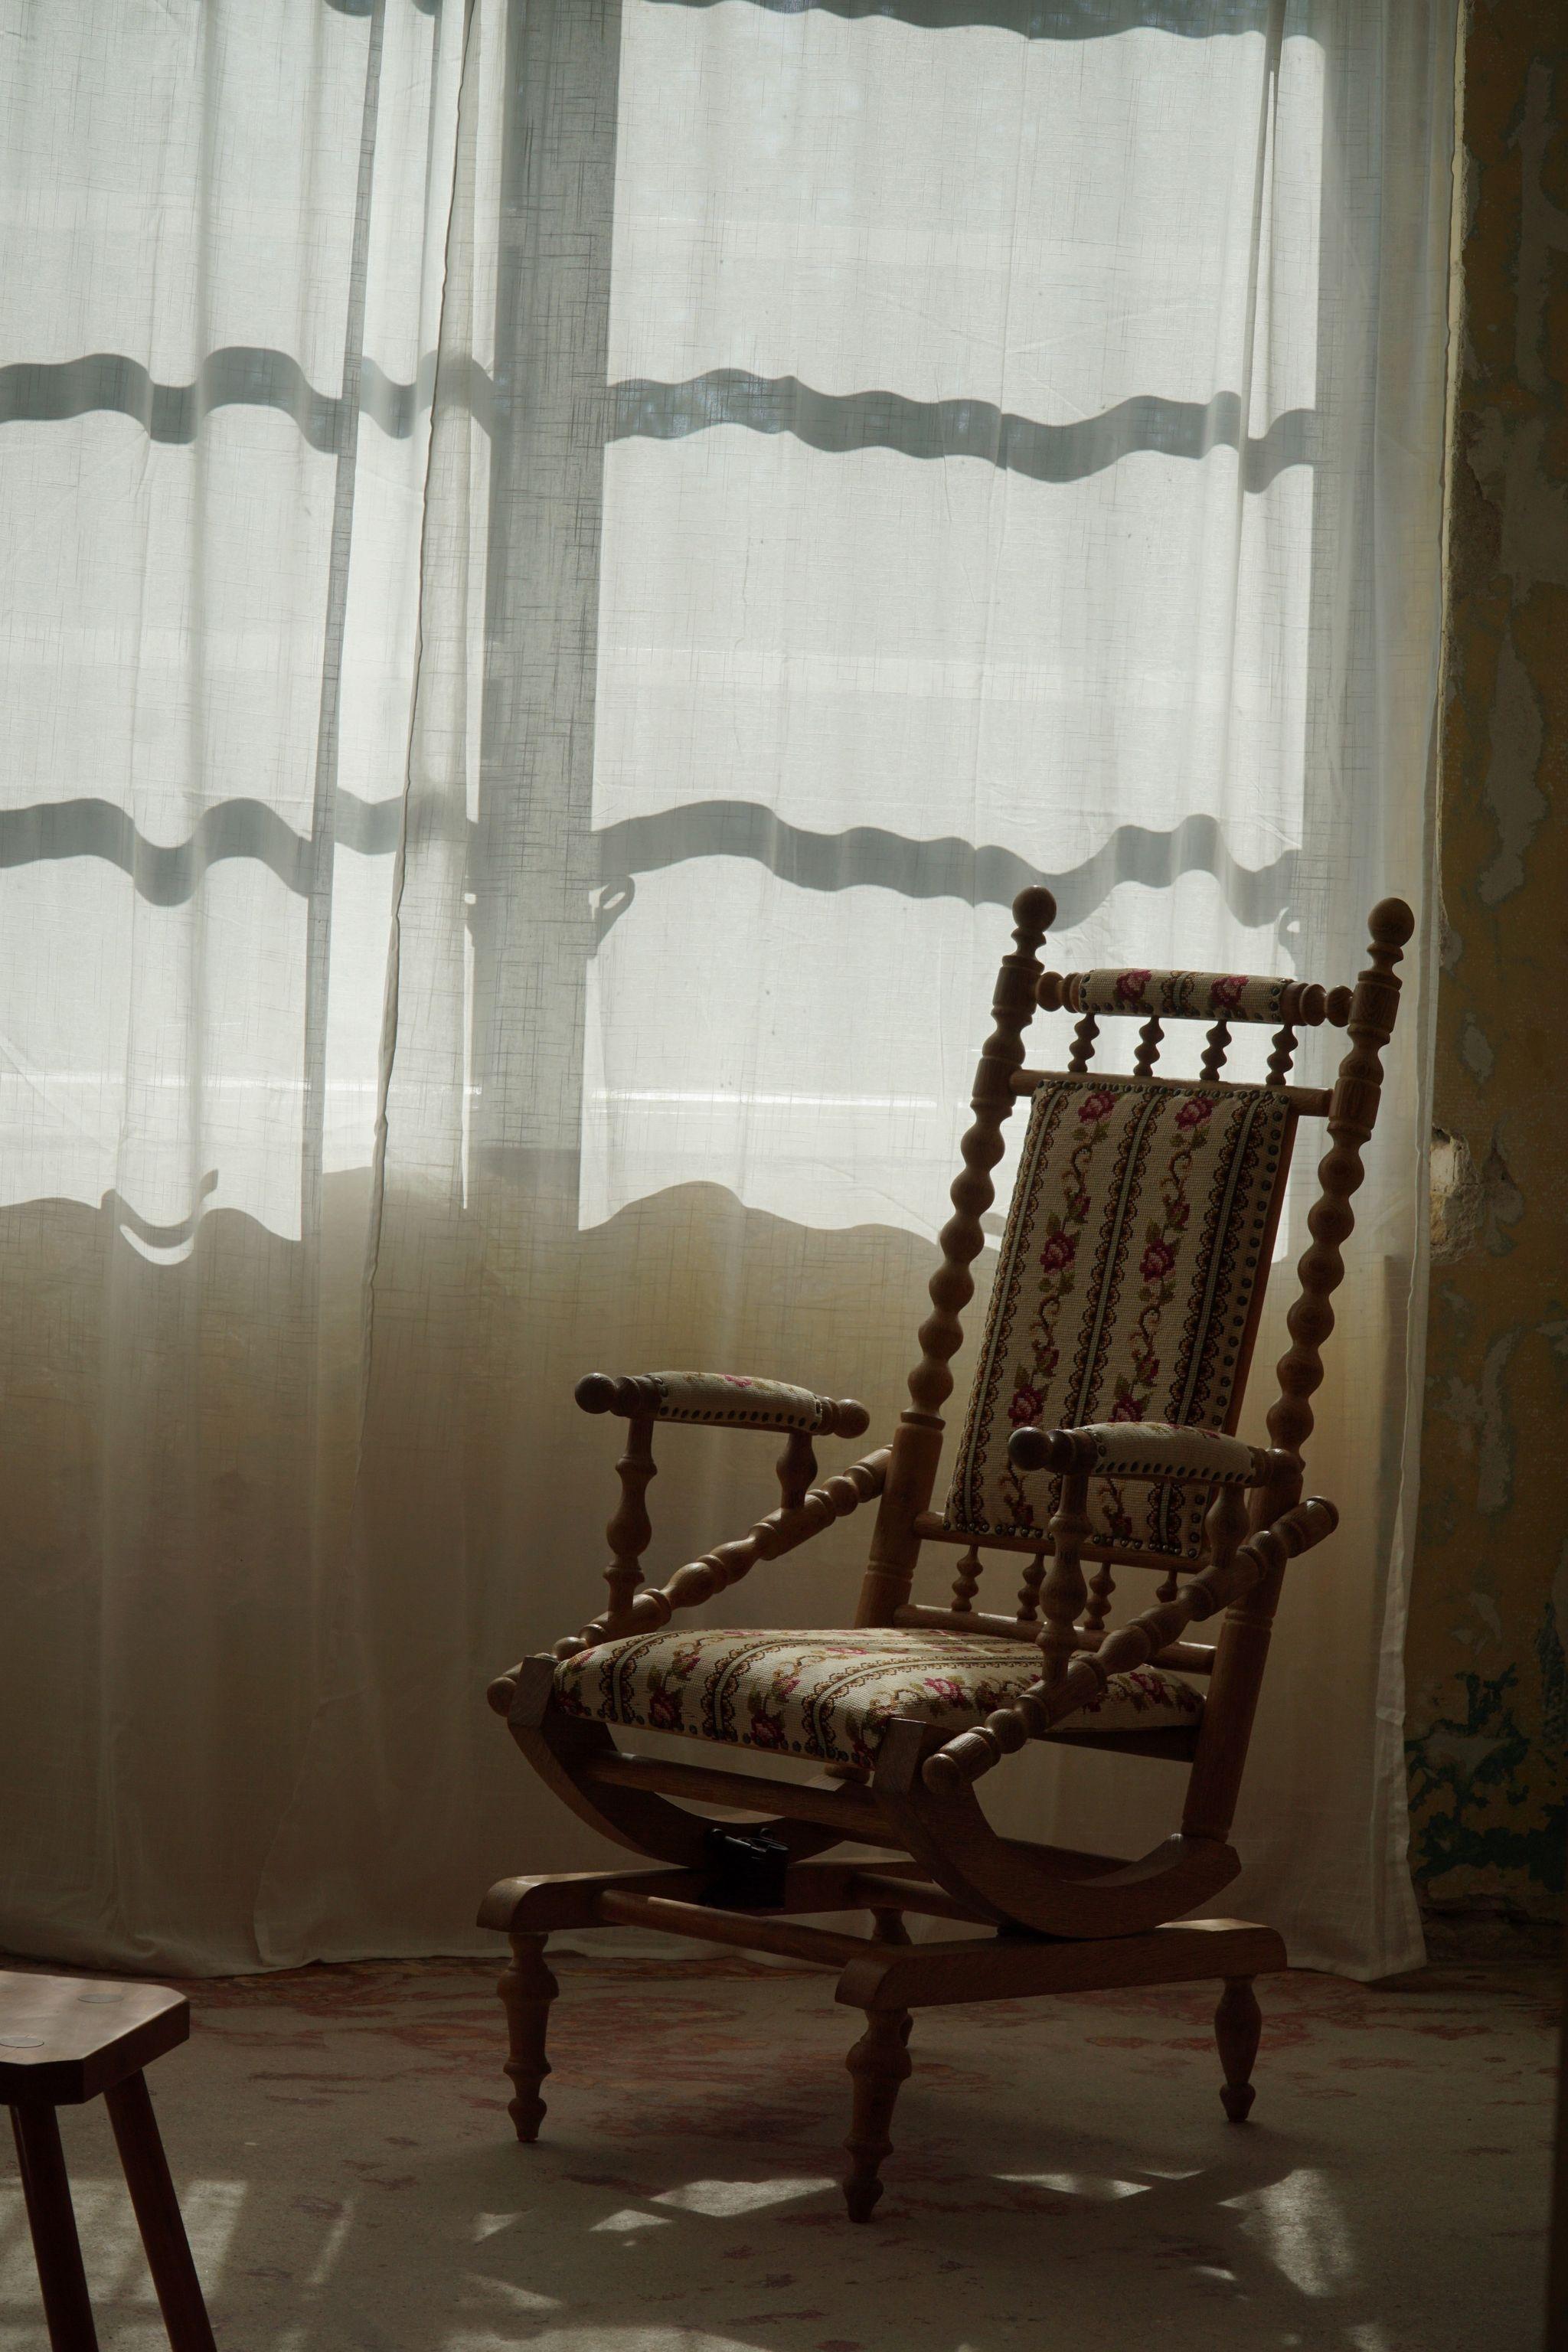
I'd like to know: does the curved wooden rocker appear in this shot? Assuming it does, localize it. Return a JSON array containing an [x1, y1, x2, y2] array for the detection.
[[480, 887, 1413, 2220]]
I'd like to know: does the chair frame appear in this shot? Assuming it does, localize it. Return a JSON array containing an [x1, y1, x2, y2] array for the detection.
[[481, 886, 1413, 2219]]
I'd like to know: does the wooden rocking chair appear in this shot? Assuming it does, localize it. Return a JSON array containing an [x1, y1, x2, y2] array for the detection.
[[480, 887, 1413, 2220]]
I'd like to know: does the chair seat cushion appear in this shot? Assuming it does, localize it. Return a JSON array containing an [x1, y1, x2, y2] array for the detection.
[[554, 1626, 1204, 1771]]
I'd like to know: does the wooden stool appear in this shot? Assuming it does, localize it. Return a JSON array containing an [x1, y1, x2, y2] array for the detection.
[[1, 1970, 217, 2351]]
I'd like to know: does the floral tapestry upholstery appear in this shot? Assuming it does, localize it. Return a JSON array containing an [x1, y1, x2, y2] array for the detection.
[[646, 1374, 835, 1432], [949, 1076, 1294, 1557], [1060, 1422, 1267, 1485], [554, 1626, 1204, 1767], [1073, 970, 1289, 1023]]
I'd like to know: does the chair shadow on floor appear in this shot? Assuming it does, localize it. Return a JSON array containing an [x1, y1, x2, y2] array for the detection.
[[0, 2088, 1475, 2352]]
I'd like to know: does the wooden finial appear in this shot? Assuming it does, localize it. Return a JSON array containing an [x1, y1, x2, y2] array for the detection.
[[1368, 896, 1416, 951], [1011, 884, 1058, 933]]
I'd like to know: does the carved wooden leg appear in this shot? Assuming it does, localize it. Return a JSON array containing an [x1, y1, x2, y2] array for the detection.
[[842, 2007, 913, 2223], [869, 1909, 913, 2043], [498, 1932, 559, 2143], [1215, 1975, 1262, 2122]]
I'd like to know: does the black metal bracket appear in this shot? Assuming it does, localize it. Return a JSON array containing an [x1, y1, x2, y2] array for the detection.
[[699, 1825, 791, 1909]]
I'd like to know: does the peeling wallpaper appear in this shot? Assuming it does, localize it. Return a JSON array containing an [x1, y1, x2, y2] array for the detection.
[[1406, 7, 1568, 1922]]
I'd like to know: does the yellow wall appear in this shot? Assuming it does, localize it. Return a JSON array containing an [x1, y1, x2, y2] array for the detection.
[[1406, 7, 1568, 1923]]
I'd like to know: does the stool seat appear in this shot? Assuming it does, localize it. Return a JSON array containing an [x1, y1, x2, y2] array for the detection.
[[0, 1973, 188, 2105]]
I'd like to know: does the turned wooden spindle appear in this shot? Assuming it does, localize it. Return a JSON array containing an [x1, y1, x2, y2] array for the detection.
[[1067, 1007, 1099, 1073], [856, 886, 1055, 1628], [922, 1494, 1338, 1795], [1081, 1549, 1118, 1638], [1199, 1015, 1231, 1083], [660, 1455, 889, 1619], [1037, 1468, 1090, 1690], [1014, 1548, 1047, 1626], [1133, 1014, 1164, 1078], [556, 1449, 890, 1659], [1266, 1024, 1298, 1083], [601, 1413, 656, 1638], [1202, 1481, 1250, 1581], [777, 1429, 817, 1511], [949, 1542, 984, 1613]]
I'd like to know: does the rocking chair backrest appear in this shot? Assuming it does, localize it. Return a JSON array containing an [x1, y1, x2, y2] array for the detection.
[[946, 1070, 1295, 1560], [945, 956, 1362, 1558], [854, 887, 1413, 1662]]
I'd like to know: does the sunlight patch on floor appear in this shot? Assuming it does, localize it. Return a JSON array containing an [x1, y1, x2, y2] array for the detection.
[[0, 2179, 244, 2304], [452, 2333, 769, 2352], [995, 2171, 1151, 2200], [648, 2175, 837, 2216], [1224, 2165, 1357, 2299]]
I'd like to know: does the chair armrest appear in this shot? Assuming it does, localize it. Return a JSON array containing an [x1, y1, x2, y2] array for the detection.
[[576, 1370, 870, 1440], [1008, 1419, 1289, 1488]]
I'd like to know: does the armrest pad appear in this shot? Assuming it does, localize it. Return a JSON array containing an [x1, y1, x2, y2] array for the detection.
[[576, 1370, 871, 1439], [1008, 1419, 1279, 1487]]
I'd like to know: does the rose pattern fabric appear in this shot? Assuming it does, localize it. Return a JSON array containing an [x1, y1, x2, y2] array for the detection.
[[1073, 970, 1289, 1023], [948, 1075, 1293, 1558], [555, 1626, 1204, 1767], [1056, 1421, 1264, 1484], [647, 1374, 831, 1431]]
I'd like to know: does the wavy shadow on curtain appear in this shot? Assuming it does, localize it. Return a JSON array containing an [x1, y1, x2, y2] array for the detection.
[[646, 0, 1272, 37]]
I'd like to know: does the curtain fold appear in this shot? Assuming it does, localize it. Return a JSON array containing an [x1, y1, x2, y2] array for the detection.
[[0, 0, 1454, 1977]]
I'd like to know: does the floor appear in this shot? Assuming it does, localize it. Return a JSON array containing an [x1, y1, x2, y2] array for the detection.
[[0, 1948, 1556, 2352]]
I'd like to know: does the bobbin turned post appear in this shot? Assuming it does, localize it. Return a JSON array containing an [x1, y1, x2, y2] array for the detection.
[[1180, 900, 1411, 1854], [856, 885, 1054, 1628]]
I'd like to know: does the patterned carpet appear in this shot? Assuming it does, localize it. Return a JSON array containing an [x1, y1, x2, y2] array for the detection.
[[0, 1947, 1556, 2351]]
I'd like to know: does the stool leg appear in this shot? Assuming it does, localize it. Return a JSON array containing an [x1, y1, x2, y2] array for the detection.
[[103, 2072, 217, 2352], [9, 2103, 100, 2352]]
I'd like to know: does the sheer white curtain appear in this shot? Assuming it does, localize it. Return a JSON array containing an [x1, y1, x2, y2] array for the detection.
[[0, 0, 1453, 1975]]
